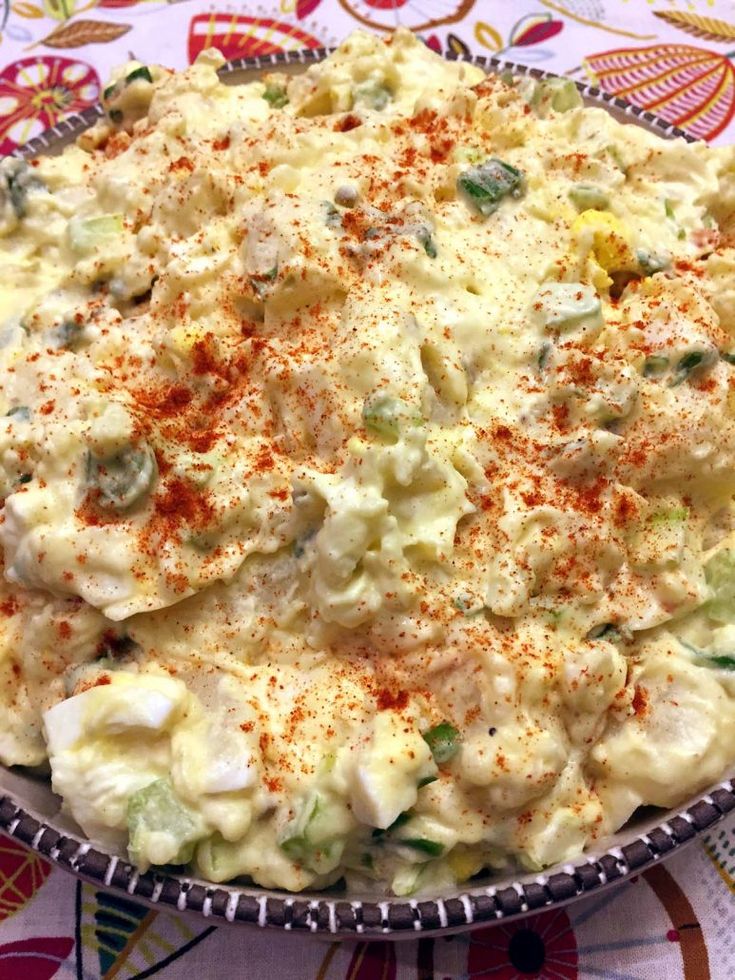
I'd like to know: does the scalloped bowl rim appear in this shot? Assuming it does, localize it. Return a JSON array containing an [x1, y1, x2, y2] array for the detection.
[[2, 47, 733, 938]]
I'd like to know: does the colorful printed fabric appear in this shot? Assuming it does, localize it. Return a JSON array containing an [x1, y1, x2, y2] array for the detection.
[[0, 812, 733, 978], [2, 0, 735, 976]]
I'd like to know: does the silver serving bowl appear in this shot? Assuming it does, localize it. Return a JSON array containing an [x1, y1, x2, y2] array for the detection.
[[3, 48, 734, 937]]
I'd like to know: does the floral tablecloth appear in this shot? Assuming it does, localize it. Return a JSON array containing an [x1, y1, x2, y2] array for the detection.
[[2, 0, 735, 976]]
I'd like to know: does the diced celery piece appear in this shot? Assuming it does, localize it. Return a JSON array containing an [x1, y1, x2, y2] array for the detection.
[[127, 779, 204, 869], [69, 214, 123, 254], [263, 84, 288, 108], [705, 549, 735, 623], [362, 396, 420, 441], [532, 77, 583, 115], [279, 792, 345, 874], [353, 80, 392, 111], [86, 443, 157, 511], [531, 282, 602, 332], [569, 184, 610, 211], [422, 722, 461, 764]]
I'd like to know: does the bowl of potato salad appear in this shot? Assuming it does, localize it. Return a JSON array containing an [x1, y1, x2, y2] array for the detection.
[[1, 28, 734, 936]]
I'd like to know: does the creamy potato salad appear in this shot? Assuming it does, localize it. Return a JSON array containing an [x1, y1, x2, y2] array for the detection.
[[2, 31, 735, 896]]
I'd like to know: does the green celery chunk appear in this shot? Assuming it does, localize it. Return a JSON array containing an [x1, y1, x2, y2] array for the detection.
[[263, 84, 288, 108], [127, 779, 204, 868], [422, 722, 461, 764], [704, 549, 735, 623], [353, 80, 392, 111], [362, 396, 419, 441], [649, 507, 688, 525], [279, 792, 345, 874], [86, 443, 157, 511], [532, 77, 583, 115], [569, 184, 610, 211], [457, 159, 525, 218], [68, 214, 123, 254], [532, 282, 602, 332]]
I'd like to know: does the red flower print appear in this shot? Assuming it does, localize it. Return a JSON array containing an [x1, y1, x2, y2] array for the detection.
[[0, 56, 99, 155], [188, 14, 323, 64], [467, 908, 578, 978]]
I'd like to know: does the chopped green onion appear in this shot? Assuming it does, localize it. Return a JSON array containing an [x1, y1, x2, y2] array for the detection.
[[704, 654, 735, 670], [372, 811, 411, 838], [17, 474, 32, 485], [6, 406, 30, 421], [643, 354, 669, 378], [418, 774, 438, 788], [2, 160, 45, 220], [537, 341, 552, 371], [125, 66, 153, 85], [669, 349, 716, 387], [250, 265, 278, 299], [322, 201, 342, 228], [636, 249, 670, 276], [457, 159, 525, 218], [422, 722, 461, 764], [399, 838, 444, 857], [721, 350, 735, 365], [664, 199, 676, 221], [679, 639, 735, 672], [53, 319, 86, 351], [587, 622, 622, 643], [416, 226, 437, 258]]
